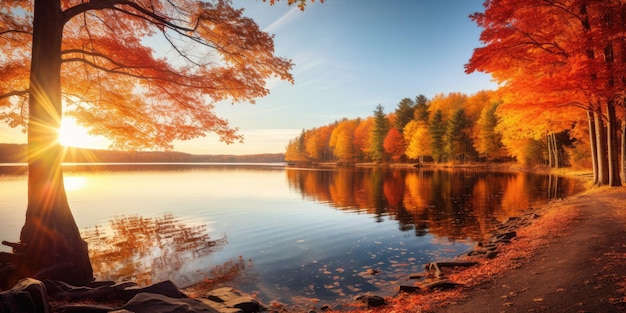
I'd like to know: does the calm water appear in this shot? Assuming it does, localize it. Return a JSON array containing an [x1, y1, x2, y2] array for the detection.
[[0, 163, 582, 305]]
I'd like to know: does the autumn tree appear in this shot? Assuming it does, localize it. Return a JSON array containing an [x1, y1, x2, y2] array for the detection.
[[353, 117, 373, 161], [467, 0, 625, 186], [383, 128, 406, 162], [305, 125, 334, 162], [403, 120, 431, 162], [329, 119, 358, 162], [0, 0, 307, 285], [370, 104, 390, 163], [285, 130, 308, 162]]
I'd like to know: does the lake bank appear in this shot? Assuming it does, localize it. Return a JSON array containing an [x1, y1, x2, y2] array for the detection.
[[365, 171, 626, 312]]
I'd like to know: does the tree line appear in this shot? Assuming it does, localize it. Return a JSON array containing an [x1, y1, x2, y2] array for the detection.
[[285, 90, 590, 167], [288, 0, 626, 189]]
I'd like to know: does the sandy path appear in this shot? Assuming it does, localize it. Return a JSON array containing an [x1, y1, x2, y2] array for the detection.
[[440, 188, 626, 313]]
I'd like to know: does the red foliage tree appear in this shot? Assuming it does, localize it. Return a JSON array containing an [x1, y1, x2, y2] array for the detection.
[[383, 128, 406, 162], [467, 0, 625, 186]]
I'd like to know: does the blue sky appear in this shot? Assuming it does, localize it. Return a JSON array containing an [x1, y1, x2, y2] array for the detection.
[[0, 0, 497, 155], [177, 0, 496, 154]]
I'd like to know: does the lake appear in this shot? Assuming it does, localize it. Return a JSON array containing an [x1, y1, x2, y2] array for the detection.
[[0, 163, 582, 305]]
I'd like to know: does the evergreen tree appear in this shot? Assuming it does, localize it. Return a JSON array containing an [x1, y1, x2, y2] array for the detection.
[[394, 98, 416, 132], [446, 109, 475, 163], [370, 104, 390, 163], [475, 102, 506, 161], [429, 110, 446, 163], [414, 94, 430, 123]]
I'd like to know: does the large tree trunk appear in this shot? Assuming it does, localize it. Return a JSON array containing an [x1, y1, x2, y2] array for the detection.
[[16, 0, 93, 285], [606, 101, 622, 186], [595, 111, 610, 185], [621, 123, 625, 182], [588, 110, 599, 184]]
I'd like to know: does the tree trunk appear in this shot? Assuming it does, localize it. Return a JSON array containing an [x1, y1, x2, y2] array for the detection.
[[595, 111, 609, 185], [622, 123, 625, 182], [588, 110, 599, 184], [622, 118, 626, 179], [606, 101, 622, 186], [17, 0, 93, 285]]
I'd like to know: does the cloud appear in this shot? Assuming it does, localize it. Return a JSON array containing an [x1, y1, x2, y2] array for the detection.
[[264, 6, 301, 33]]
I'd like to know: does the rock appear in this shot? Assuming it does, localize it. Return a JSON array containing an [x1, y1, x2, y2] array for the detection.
[[490, 231, 517, 244], [354, 295, 386, 307], [0, 288, 35, 313], [398, 285, 421, 293], [204, 287, 265, 313], [11, 278, 49, 313], [121, 280, 187, 301], [46, 279, 186, 303], [0, 278, 49, 313], [114, 293, 218, 313]]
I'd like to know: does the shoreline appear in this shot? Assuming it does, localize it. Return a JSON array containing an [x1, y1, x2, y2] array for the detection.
[[362, 172, 625, 312]]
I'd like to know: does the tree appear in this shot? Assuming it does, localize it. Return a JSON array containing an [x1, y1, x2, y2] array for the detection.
[[329, 119, 358, 161], [370, 104, 390, 163], [393, 98, 416, 133], [446, 109, 475, 163], [0, 0, 306, 285], [467, 0, 624, 186], [413, 94, 430, 123], [474, 102, 506, 161], [429, 110, 446, 163], [353, 117, 374, 162], [304, 127, 325, 161], [285, 130, 308, 162], [383, 127, 406, 162], [403, 120, 431, 162]]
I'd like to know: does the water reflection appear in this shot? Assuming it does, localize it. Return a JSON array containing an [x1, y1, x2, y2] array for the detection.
[[81, 213, 228, 286], [286, 168, 582, 241]]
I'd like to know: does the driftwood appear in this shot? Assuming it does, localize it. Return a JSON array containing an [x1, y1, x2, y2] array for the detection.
[[2, 241, 27, 253], [426, 261, 478, 278], [422, 279, 460, 291]]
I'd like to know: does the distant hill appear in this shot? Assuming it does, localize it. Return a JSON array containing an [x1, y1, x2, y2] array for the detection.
[[0, 144, 285, 163]]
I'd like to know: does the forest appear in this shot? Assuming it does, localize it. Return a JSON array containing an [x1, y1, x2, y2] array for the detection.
[[286, 0, 626, 190], [284, 90, 589, 169]]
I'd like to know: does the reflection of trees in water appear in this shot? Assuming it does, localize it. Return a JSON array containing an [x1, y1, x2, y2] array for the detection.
[[286, 168, 582, 241], [81, 213, 227, 286]]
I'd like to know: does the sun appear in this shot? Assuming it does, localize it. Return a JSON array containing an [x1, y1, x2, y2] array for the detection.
[[58, 117, 99, 148]]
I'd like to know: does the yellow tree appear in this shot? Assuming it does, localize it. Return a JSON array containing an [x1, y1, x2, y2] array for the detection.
[[403, 120, 431, 162], [329, 119, 358, 162], [0, 0, 310, 285], [353, 117, 373, 161]]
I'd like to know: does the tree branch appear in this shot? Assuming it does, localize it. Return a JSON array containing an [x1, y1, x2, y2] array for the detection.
[[0, 90, 29, 100]]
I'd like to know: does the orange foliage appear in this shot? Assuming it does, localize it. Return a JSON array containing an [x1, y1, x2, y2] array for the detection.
[[383, 128, 406, 162], [1, 0, 296, 150]]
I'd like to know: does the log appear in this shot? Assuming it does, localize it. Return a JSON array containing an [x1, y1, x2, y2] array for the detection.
[[425, 261, 479, 278], [2, 241, 27, 253], [422, 279, 460, 291]]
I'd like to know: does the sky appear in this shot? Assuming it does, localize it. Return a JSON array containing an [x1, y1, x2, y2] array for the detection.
[[0, 0, 497, 155]]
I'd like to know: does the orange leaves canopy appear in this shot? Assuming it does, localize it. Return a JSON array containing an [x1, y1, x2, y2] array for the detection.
[[1, 0, 296, 150], [467, 0, 626, 109]]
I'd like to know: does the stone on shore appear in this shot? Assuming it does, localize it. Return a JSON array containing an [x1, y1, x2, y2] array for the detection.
[[0, 277, 49, 313]]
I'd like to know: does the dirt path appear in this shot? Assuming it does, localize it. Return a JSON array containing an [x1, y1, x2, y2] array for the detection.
[[439, 187, 626, 313]]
